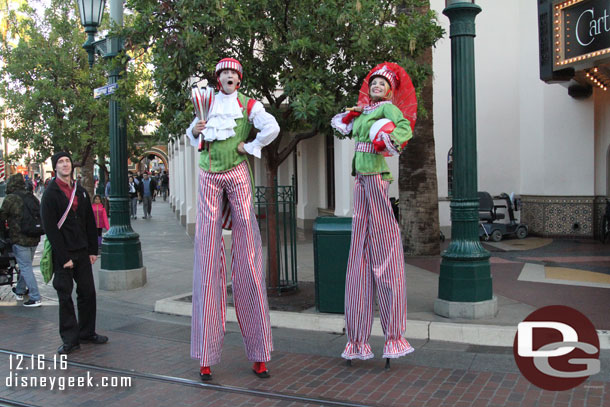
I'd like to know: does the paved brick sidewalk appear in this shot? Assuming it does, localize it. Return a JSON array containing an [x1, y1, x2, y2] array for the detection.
[[0, 312, 607, 407], [406, 254, 610, 330], [1, 201, 609, 406]]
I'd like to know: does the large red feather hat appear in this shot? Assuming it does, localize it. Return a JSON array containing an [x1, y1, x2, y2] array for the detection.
[[357, 62, 417, 131]]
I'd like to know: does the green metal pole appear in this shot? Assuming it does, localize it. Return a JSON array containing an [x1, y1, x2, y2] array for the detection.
[[437, 2, 492, 305], [100, 65, 144, 271], [98, 0, 145, 288]]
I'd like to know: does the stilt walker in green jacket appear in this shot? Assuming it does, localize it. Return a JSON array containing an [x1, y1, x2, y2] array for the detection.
[[331, 62, 417, 368], [186, 58, 280, 381]]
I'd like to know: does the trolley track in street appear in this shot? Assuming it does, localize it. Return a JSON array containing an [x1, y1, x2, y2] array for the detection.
[[0, 398, 39, 407], [0, 348, 375, 407]]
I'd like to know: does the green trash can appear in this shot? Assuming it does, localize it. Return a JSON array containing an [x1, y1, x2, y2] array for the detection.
[[0, 182, 6, 197], [313, 216, 352, 313]]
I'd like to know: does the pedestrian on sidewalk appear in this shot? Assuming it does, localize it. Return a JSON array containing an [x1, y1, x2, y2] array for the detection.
[[135, 172, 143, 203], [41, 152, 108, 355], [160, 171, 169, 201], [331, 62, 416, 365], [91, 195, 109, 252], [152, 171, 160, 201], [0, 173, 44, 307], [24, 174, 34, 193], [138, 172, 156, 219], [128, 176, 139, 219], [186, 57, 280, 381]]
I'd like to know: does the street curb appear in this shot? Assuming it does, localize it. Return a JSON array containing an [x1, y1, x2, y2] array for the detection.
[[154, 294, 610, 349]]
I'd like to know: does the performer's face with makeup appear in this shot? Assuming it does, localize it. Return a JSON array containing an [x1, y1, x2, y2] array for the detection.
[[219, 69, 240, 94], [369, 77, 390, 101]]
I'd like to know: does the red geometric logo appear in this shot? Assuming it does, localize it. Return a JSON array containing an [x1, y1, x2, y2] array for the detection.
[[513, 305, 600, 391]]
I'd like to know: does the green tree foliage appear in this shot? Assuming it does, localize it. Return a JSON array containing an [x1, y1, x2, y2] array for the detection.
[[125, 0, 444, 283], [0, 0, 154, 186], [124, 0, 443, 172], [0, 0, 29, 47]]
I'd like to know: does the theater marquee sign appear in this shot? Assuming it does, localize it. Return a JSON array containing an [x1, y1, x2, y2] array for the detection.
[[554, 0, 610, 68]]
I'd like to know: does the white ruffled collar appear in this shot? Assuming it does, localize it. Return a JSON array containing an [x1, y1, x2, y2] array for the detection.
[[209, 90, 242, 117], [215, 90, 237, 102], [362, 100, 391, 114], [202, 91, 244, 142]]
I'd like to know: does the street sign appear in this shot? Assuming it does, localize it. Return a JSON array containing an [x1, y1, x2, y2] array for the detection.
[[94, 83, 118, 99]]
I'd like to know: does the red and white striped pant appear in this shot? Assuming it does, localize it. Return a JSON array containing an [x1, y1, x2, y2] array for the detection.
[[342, 174, 414, 360], [191, 161, 273, 366]]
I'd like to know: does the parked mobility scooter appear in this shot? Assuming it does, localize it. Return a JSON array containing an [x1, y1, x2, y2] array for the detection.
[[478, 191, 528, 242]]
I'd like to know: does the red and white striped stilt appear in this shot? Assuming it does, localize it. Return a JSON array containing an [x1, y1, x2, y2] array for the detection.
[[191, 161, 273, 367], [342, 174, 414, 361]]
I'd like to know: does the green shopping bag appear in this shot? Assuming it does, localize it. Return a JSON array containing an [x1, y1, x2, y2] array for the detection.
[[40, 238, 53, 284]]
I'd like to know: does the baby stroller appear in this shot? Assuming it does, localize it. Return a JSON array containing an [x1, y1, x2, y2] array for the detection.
[[0, 226, 18, 288]]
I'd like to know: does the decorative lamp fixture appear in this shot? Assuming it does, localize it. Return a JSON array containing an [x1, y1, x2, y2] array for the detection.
[[78, 0, 105, 28], [77, 0, 106, 67]]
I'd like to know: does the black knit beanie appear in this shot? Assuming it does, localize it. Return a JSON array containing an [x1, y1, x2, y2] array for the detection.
[[51, 151, 73, 171]]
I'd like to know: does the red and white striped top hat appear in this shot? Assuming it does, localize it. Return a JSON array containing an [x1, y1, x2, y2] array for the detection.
[[369, 65, 398, 90], [215, 58, 243, 80]]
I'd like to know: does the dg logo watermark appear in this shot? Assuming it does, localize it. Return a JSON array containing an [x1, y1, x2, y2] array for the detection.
[[513, 305, 601, 391]]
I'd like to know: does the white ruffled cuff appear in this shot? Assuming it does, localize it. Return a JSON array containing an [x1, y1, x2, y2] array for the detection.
[[243, 141, 262, 159], [331, 112, 353, 136], [381, 132, 400, 156]]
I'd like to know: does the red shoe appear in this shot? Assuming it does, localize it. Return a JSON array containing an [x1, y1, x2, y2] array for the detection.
[[252, 362, 270, 379], [199, 366, 212, 381]]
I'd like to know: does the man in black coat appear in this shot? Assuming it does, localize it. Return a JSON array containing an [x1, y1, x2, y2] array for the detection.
[[41, 152, 108, 354]]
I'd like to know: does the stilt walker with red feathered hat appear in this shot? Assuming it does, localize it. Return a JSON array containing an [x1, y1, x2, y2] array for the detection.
[[186, 58, 279, 381], [331, 62, 417, 368]]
